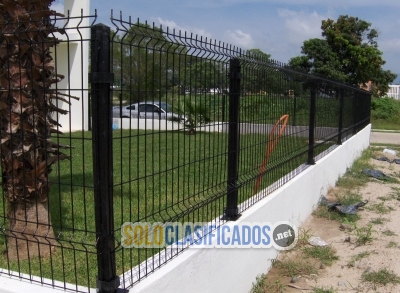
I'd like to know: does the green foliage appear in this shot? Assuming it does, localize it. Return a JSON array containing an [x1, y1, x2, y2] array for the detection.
[[272, 258, 318, 277], [386, 241, 398, 248], [347, 251, 371, 267], [112, 23, 186, 103], [250, 274, 267, 293], [312, 287, 337, 293], [289, 15, 397, 96], [170, 98, 211, 134], [371, 97, 400, 130], [183, 59, 226, 92], [363, 268, 400, 287], [249, 274, 285, 293], [241, 48, 306, 97], [303, 246, 339, 266], [371, 97, 400, 120], [353, 223, 374, 245]]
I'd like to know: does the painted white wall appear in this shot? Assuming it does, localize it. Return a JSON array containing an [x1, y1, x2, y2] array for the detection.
[[0, 124, 371, 293], [0, 268, 96, 293], [52, 0, 90, 132]]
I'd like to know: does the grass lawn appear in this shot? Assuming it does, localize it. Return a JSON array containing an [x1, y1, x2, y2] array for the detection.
[[0, 121, 337, 288], [371, 119, 400, 131]]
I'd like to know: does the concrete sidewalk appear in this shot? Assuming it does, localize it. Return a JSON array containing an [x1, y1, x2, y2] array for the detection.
[[370, 131, 400, 145]]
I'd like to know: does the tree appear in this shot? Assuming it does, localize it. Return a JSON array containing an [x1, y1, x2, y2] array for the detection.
[[169, 98, 211, 135], [241, 49, 271, 94], [112, 23, 187, 103], [0, 0, 68, 259], [182, 58, 225, 93], [289, 15, 397, 96], [241, 48, 302, 96]]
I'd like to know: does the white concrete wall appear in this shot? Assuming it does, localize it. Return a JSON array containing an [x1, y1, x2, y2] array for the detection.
[[52, 0, 90, 132], [0, 125, 371, 293], [113, 118, 227, 132]]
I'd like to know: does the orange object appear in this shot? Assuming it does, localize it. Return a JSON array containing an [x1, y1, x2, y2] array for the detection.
[[253, 114, 289, 195]]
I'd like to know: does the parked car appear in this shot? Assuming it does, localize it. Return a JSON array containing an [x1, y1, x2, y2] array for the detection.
[[112, 101, 182, 120]]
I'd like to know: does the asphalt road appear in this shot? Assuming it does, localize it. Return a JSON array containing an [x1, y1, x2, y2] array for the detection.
[[370, 131, 400, 145]]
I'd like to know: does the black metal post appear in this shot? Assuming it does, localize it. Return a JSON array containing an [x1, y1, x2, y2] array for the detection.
[[352, 91, 358, 135], [225, 58, 241, 220], [222, 93, 226, 122], [292, 95, 297, 126], [307, 83, 316, 165], [337, 89, 344, 145], [366, 92, 372, 126], [90, 24, 119, 293]]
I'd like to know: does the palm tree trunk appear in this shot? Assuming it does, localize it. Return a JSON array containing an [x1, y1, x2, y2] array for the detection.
[[7, 199, 56, 260], [0, 1, 68, 260]]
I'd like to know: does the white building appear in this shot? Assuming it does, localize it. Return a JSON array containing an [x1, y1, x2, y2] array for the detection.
[[52, 0, 90, 132], [387, 85, 400, 100]]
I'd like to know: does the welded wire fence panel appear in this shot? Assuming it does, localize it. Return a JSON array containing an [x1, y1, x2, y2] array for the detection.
[[109, 16, 237, 287], [109, 15, 371, 290], [237, 59, 310, 209], [0, 14, 96, 292], [0, 11, 371, 293]]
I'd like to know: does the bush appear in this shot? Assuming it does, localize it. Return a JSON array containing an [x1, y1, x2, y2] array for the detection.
[[371, 97, 400, 120]]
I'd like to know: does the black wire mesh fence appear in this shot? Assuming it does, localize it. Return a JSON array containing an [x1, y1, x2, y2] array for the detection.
[[0, 12, 371, 293]]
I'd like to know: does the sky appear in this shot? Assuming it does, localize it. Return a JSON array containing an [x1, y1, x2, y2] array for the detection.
[[51, 0, 400, 83]]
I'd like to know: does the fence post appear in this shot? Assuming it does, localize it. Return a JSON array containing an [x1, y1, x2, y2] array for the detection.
[[352, 91, 358, 135], [225, 58, 241, 220], [307, 83, 316, 165], [90, 24, 119, 293], [292, 96, 297, 126], [366, 92, 372, 126], [337, 89, 344, 145]]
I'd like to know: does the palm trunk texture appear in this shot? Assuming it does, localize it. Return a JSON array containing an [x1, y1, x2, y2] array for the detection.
[[0, 0, 69, 260]]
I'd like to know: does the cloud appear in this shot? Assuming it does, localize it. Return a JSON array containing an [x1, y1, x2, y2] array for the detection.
[[278, 9, 329, 44], [157, 17, 213, 39], [380, 39, 400, 52], [50, 2, 64, 14], [225, 30, 254, 48]]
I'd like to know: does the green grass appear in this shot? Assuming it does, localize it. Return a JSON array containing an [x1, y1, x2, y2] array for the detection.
[[0, 128, 317, 287], [371, 119, 400, 130], [272, 258, 318, 277], [312, 287, 337, 293], [354, 224, 374, 245], [366, 202, 394, 214], [347, 251, 371, 267], [363, 268, 400, 287], [335, 148, 375, 190], [386, 241, 398, 248], [371, 97, 400, 130], [313, 191, 363, 223], [370, 217, 388, 225], [303, 246, 339, 266], [382, 229, 397, 237], [313, 206, 360, 223], [250, 274, 285, 293]]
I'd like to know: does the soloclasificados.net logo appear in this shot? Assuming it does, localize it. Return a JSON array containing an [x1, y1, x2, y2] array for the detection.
[[121, 221, 297, 250]]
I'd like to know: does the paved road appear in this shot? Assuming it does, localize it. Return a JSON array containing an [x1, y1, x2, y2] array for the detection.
[[370, 131, 400, 145]]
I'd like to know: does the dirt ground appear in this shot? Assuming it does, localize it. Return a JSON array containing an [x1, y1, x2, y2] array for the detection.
[[262, 147, 400, 292]]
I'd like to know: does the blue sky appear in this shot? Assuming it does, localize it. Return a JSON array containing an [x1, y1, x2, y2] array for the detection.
[[52, 0, 400, 83]]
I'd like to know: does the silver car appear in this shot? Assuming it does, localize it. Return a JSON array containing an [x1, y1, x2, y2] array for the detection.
[[112, 101, 180, 120]]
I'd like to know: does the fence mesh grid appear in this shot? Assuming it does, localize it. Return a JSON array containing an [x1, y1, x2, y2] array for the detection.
[[0, 12, 371, 292]]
